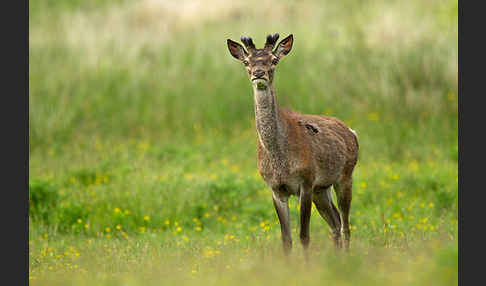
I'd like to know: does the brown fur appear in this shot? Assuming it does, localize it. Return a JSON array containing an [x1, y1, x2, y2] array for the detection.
[[228, 33, 359, 254], [257, 108, 358, 192]]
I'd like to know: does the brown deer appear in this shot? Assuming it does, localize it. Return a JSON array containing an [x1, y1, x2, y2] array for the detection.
[[227, 33, 359, 254]]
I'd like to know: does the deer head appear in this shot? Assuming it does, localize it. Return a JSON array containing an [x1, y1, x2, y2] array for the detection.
[[227, 33, 294, 90]]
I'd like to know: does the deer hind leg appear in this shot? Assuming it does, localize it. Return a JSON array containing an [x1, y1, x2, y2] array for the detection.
[[272, 191, 292, 255], [334, 176, 353, 250], [312, 185, 342, 248]]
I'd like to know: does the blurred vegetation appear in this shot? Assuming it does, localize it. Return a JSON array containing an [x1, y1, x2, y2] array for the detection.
[[29, 0, 457, 285], [29, 0, 457, 160]]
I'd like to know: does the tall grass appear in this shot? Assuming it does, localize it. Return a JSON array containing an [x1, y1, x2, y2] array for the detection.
[[29, 0, 458, 285], [29, 0, 457, 158]]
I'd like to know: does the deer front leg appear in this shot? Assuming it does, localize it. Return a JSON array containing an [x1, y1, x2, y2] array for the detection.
[[272, 191, 292, 255], [299, 184, 313, 255]]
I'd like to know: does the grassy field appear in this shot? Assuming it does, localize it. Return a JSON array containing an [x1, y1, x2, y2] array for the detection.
[[29, 0, 458, 285]]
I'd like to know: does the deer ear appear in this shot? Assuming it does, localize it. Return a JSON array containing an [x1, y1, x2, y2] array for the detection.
[[227, 39, 248, 61], [274, 34, 293, 59]]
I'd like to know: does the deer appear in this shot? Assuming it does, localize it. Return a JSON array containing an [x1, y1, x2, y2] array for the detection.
[[226, 33, 359, 255]]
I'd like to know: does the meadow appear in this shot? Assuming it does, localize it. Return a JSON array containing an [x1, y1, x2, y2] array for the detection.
[[29, 0, 458, 285]]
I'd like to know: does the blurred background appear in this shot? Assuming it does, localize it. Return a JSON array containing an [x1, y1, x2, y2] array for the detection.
[[29, 0, 457, 284], [29, 0, 457, 160]]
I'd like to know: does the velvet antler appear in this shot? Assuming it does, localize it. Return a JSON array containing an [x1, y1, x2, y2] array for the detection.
[[264, 33, 280, 51], [240, 36, 256, 53]]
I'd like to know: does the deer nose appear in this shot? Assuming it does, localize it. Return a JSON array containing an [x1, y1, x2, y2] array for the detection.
[[253, 70, 265, 78]]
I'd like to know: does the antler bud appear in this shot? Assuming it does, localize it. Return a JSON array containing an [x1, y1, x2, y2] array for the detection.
[[264, 33, 279, 51], [240, 36, 256, 53]]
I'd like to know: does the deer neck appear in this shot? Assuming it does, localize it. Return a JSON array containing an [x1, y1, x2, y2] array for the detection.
[[253, 83, 287, 158]]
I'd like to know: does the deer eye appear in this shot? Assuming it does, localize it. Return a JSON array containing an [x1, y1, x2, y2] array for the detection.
[[243, 60, 249, 66], [272, 58, 279, 65]]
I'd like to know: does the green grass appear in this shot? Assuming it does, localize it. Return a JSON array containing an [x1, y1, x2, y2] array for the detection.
[[29, 0, 457, 285]]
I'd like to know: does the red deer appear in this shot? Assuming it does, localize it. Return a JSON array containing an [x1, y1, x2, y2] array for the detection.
[[227, 33, 359, 255]]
